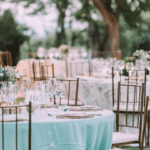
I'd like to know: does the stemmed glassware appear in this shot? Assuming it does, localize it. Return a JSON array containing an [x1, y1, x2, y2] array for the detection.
[[41, 80, 49, 114], [146, 61, 150, 71], [7, 83, 18, 105], [55, 81, 64, 111], [146, 61, 150, 79], [49, 78, 57, 101], [0, 82, 18, 106], [117, 60, 125, 70]]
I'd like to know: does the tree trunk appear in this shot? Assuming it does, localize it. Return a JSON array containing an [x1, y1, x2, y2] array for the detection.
[[89, 21, 100, 58], [55, 11, 66, 47], [100, 26, 110, 58], [92, 0, 120, 59]]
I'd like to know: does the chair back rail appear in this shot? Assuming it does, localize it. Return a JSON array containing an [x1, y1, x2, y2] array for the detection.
[[0, 51, 12, 67], [1, 102, 32, 150], [56, 78, 80, 106], [32, 61, 54, 81], [116, 82, 145, 131], [41, 64, 54, 79], [112, 67, 147, 106], [66, 60, 91, 78], [115, 81, 148, 149]]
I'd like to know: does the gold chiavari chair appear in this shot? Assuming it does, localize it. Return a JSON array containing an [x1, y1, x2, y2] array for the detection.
[[32, 61, 42, 81], [0, 51, 12, 67], [112, 82, 148, 149], [41, 64, 55, 80], [55, 78, 83, 106], [112, 67, 147, 106], [32, 61, 55, 81], [0, 102, 32, 150], [5, 51, 12, 66], [0, 52, 3, 67], [65, 60, 91, 78]]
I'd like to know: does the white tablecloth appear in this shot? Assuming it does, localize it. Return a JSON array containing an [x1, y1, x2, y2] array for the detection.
[[15, 59, 66, 79], [78, 76, 150, 110]]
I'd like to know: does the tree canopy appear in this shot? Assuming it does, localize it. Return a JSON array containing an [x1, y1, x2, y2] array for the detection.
[[1, 0, 150, 60], [0, 9, 29, 65]]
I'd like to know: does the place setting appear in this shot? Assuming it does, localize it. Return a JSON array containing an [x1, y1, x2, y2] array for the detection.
[[48, 105, 103, 119]]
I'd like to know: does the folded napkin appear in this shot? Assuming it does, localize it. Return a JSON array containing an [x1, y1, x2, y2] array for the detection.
[[56, 114, 94, 119]]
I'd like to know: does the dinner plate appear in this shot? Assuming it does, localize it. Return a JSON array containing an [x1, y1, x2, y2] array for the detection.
[[69, 107, 103, 111], [81, 105, 97, 109], [56, 114, 94, 119]]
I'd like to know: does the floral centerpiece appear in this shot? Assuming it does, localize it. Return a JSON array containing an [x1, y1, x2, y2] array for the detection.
[[125, 57, 135, 64], [147, 51, 150, 61], [133, 50, 150, 60], [37, 47, 46, 59], [59, 45, 69, 55], [0, 66, 21, 84]]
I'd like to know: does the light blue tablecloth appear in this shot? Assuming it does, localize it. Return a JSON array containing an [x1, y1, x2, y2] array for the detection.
[[0, 109, 114, 150]]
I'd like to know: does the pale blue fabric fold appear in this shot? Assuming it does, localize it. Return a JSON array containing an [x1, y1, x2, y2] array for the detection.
[[0, 110, 114, 150]]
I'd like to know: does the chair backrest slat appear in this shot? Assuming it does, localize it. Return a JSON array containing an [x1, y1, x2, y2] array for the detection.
[[116, 81, 149, 149], [57, 78, 80, 106], [32, 61, 54, 81], [16, 107, 18, 150], [1, 102, 32, 150], [66, 60, 91, 78], [116, 82, 146, 130], [112, 67, 147, 106], [2, 107, 4, 150]]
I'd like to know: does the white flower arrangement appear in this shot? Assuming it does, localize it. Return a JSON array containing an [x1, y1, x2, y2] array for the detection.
[[133, 49, 150, 60], [1, 67, 21, 83], [37, 47, 46, 59]]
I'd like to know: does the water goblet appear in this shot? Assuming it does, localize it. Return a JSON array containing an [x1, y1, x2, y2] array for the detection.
[[41, 80, 50, 114], [55, 81, 64, 111]]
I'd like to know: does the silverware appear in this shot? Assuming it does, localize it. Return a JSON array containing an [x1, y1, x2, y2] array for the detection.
[[48, 114, 53, 117], [92, 114, 102, 116]]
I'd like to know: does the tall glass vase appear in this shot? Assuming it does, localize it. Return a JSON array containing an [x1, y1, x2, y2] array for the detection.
[[63, 54, 68, 60], [16, 76, 25, 99]]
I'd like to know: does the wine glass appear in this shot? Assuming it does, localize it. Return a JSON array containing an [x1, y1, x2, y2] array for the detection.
[[32, 90, 42, 115], [146, 61, 150, 71], [41, 80, 50, 114], [55, 81, 64, 111], [126, 62, 134, 70], [50, 78, 57, 96], [118, 60, 125, 70], [21, 79, 29, 95], [7, 83, 18, 105]]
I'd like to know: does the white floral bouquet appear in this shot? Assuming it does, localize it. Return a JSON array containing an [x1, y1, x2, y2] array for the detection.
[[1, 67, 21, 84], [59, 45, 69, 55], [133, 50, 150, 60]]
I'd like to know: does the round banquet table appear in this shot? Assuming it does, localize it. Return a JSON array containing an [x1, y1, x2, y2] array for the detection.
[[0, 108, 114, 150], [78, 76, 150, 110]]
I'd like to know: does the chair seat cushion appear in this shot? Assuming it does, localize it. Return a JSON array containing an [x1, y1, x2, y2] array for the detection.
[[112, 132, 139, 144]]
